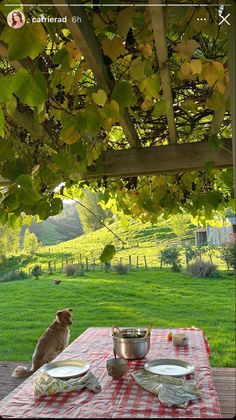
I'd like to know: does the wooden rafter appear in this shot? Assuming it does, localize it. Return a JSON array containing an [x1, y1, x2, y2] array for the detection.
[[149, 0, 177, 143], [87, 139, 232, 178], [53, 0, 141, 147]]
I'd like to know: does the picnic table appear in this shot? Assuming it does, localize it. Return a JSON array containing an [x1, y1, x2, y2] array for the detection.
[[0, 327, 222, 418]]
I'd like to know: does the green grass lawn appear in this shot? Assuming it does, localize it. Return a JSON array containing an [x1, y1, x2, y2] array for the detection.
[[0, 269, 235, 367]]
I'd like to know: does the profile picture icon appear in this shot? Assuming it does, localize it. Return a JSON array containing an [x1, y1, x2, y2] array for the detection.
[[7, 10, 25, 29]]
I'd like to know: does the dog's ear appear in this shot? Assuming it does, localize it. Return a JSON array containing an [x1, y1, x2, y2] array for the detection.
[[56, 310, 63, 316], [68, 308, 73, 313]]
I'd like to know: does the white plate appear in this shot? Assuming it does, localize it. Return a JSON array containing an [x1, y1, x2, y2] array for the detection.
[[144, 358, 194, 377], [42, 359, 90, 379]]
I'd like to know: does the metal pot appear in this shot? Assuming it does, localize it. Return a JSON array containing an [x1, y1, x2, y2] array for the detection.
[[111, 328, 151, 360]]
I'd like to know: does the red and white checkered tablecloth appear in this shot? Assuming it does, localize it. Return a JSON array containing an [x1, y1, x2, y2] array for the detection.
[[0, 328, 222, 418]]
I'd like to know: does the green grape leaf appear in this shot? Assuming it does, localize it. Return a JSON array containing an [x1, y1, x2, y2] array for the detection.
[[0, 140, 13, 161], [0, 75, 15, 103], [50, 198, 63, 216], [140, 75, 160, 99], [99, 244, 116, 263], [52, 48, 70, 69], [1, 23, 47, 60], [60, 114, 80, 144], [70, 141, 87, 159], [7, 214, 22, 229], [86, 106, 102, 133], [130, 59, 145, 81], [2, 192, 20, 212], [101, 36, 126, 61], [112, 81, 132, 110], [16, 174, 42, 204], [36, 200, 51, 220], [92, 89, 107, 106], [117, 7, 134, 39], [13, 69, 47, 107], [152, 99, 170, 118], [1, 159, 26, 180]]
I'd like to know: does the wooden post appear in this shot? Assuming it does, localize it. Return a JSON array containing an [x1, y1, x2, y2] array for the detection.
[[86, 257, 89, 271], [129, 255, 132, 269], [136, 256, 139, 269], [144, 256, 148, 269], [185, 251, 189, 269]]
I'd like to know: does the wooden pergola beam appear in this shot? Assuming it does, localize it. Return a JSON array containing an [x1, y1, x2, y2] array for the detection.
[[53, 0, 141, 147], [149, 0, 177, 143], [87, 139, 232, 178]]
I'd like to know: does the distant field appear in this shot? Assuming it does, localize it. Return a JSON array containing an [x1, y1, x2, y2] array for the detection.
[[0, 269, 235, 367], [0, 218, 227, 276]]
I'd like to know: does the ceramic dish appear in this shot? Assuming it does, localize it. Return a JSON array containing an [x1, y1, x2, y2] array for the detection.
[[42, 359, 90, 379], [144, 358, 194, 377]]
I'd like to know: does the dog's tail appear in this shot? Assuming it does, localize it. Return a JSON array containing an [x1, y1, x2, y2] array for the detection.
[[12, 365, 34, 377]]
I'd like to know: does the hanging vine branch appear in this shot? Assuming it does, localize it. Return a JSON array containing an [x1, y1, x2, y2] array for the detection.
[[61, 193, 126, 246]]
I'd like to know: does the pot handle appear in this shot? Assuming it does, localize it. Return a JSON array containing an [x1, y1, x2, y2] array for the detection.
[[144, 322, 153, 338], [112, 325, 121, 336]]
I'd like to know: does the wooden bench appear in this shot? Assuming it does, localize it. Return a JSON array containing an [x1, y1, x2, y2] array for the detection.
[[0, 362, 235, 418]]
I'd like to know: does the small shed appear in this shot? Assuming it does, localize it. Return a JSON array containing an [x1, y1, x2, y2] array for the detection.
[[195, 229, 207, 247], [206, 216, 236, 245]]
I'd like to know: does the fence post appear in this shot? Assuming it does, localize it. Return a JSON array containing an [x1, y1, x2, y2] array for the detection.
[[185, 251, 189, 269], [144, 256, 148, 269]]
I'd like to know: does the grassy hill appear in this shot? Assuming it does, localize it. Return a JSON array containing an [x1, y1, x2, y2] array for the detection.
[[20, 202, 83, 246], [32, 217, 197, 270], [0, 216, 226, 275]]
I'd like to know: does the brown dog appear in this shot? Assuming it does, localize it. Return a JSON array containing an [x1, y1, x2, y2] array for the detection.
[[12, 308, 73, 377]]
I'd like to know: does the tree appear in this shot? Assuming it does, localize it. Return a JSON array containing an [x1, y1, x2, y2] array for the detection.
[[24, 228, 39, 255], [78, 190, 113, 234], [168, 214, 193, 244], [221, 238, 236, 270], [31, 265, 42, 279], [161, 247, 181, 272], [0, 223, 20, 262]]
